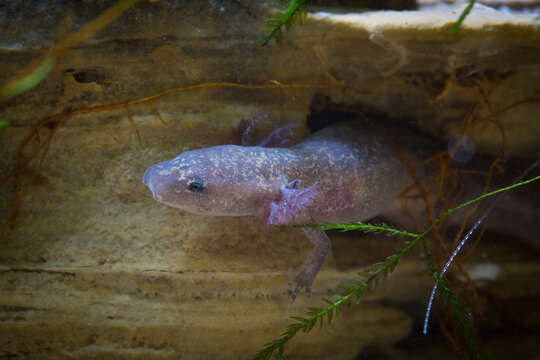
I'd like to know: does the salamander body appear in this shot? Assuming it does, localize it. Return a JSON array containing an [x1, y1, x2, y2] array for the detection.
[[143, 120, 431, 298]]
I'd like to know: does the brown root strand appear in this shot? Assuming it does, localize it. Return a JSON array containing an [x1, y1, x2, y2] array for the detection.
[[124, 106, 142, 146], [150, 102, 167, 126]]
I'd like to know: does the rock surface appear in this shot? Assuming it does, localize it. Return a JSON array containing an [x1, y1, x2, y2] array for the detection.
[[1, 1, 540, 359]]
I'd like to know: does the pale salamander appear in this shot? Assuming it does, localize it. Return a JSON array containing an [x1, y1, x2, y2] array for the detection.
[[143, 120, 430, 299]]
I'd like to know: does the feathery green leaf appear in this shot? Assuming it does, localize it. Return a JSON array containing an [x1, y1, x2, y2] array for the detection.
[[261, 0, 307, 46]]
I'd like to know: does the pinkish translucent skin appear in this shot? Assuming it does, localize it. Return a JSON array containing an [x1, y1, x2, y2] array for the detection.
[[142, 120, 430, 298], [267, 183, 318, 226], [143, 121, 424, 226]]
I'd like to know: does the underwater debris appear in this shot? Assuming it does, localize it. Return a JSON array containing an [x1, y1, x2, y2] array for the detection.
[[368, 32, 409, 77], [447, 134, 476, 163]]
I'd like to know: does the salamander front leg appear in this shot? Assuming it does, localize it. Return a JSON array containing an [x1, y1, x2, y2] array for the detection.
[[289, 227, 332, 301]]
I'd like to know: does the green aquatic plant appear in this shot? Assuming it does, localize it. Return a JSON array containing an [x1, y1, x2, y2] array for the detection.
[[253, 174, 540, 360], [262, 0, 307, 45], [449, 0, 477, 34], [0, 119, 8, 130], [261, 0, 480, 45]]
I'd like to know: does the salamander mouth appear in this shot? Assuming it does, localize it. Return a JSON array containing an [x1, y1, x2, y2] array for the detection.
[[142, 167, 152, 188], [142, 164, 166, 201]]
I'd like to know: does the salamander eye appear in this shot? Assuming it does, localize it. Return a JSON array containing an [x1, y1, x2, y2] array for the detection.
[[187, 178, 204, 193]]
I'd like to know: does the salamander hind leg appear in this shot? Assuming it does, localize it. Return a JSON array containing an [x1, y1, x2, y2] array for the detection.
[[289, 227, 332, 301]]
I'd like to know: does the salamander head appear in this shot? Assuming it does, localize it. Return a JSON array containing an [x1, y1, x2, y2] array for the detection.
[[143, 145, 287, 216]]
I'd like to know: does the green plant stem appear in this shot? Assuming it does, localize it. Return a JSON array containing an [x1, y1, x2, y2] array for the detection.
[[420, 174, 540, 237], [450, 0, 477, 34]]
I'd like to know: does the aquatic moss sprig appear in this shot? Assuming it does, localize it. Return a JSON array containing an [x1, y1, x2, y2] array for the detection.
[[319, 222, 418, 238], [255, 225, 419, 360], [253, 237, 412, 360], [262, 0, 307, 45], [254, 174, 540, 360]]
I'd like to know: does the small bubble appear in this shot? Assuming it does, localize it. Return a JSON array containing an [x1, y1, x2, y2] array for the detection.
[[447, 134, 475, 163]]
